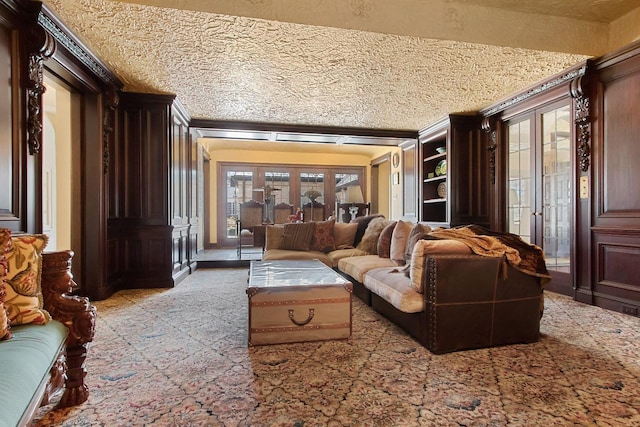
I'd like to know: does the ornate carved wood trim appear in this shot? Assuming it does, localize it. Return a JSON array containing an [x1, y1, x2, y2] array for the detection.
[[482, 65, 587, 117], [102, 89, 119, 175], [36, 11, 119, 87], [26, 27, 55, 156], [41, 250, 97, 407], [481, 117, 497, 184], [570, 75, 591, 172]]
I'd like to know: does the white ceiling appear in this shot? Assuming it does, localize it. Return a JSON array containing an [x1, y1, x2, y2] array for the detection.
[[42, 0, 640, 139]]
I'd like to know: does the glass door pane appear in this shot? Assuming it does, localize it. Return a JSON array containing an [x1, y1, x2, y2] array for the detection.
[[225, 171, 253, 238], [542, 106, 571, 273], [507, 119, 532, 243], [300, 172, 325, 205], [335, 172, 363, 222], [264, 171, 290, 223], [300, 172, 325, 221]]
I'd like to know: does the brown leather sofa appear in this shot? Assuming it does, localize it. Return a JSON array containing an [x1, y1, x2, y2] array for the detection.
[[261, 218, 545, 354], [387, 254, 539, 353], [341, 253, 544, 354]]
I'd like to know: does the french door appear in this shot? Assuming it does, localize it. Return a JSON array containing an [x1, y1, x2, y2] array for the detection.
[[506, 100, 573, 290], [217, 163, 365, 247], [220, 167, 256, 247]]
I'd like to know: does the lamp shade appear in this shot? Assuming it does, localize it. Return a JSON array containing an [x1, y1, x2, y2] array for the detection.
[[344, 185, 364, 204]]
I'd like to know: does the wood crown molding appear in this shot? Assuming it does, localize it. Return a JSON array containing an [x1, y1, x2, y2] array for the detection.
[[35, 3, 121, 88], [481, 64, 587, 118]]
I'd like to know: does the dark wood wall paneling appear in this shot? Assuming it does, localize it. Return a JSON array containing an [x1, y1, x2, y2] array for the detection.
[[0, 4, 21, 233], [448, 115, 488, 227], [583, 42, 640, 315], [117, 93, 194, 291], [0, 1, 123, 300], [418, 114, 489, 228], [477, 44, 640, 315]]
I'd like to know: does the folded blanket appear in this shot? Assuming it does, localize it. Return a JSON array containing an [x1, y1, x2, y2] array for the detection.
[[430, 225, 551, 283]]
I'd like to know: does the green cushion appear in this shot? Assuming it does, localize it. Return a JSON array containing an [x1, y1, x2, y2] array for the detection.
[[0, 320, 68, 427]]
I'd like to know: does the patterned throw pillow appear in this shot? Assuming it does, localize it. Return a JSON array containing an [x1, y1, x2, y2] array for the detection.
[[280, 222, 315, 251], [0, 228, 12, 340], [4, 234, 51, 325], [333, 222, 358, 249], [377, 221, 397, 258], [310, 219, 336, 253]]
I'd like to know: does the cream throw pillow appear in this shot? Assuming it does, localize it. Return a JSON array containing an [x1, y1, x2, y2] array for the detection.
[[389, 220, 413, 265], [409, 239, 472, 293]]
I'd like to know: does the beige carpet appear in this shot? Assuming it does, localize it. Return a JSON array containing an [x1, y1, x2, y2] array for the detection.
[[33, 268, 640, 426]]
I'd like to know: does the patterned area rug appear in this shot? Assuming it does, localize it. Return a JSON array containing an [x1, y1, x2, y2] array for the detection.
[[33, 268, 640, 426]]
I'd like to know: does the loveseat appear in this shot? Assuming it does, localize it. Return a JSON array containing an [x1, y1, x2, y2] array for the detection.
[[0, 230, 96, 427], [261, 216, 548, 354]]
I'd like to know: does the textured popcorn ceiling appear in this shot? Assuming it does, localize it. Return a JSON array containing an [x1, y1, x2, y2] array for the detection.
[[461, 0, 640, 22], [42, 0, 636, 131]]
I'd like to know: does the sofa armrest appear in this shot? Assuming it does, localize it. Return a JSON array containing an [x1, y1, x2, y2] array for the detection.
[[41, 250, 97, 407], [422, 254, 542, 354]]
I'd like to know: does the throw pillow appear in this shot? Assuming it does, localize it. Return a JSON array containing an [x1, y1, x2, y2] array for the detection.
[[409, 239, 473, 293], [351, 214, 385, 247], [310, 219, 336, 253], [264, 225, 284, 251], [377, 221, 397, 258], [404, 223, 432, 263], [333, 222, 358, 249], [280, 222, 315, 251], [0, 228, 12, 340], [4, 234, 51, 325], [356, 217, 391, 255], [390, 219, 413, 265]]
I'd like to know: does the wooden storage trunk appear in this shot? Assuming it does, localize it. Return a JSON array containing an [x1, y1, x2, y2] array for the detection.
[[247, 260, 353, 346]]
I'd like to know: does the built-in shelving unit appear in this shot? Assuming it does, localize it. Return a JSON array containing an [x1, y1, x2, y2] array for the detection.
[[421, 130, 448, 226], [419, 114, 488, 228]]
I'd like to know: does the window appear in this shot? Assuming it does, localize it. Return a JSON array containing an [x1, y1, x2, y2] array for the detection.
[[300, 172, 325, 205]]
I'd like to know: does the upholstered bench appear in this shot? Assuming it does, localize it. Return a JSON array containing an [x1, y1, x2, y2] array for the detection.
[[0, 320, 69, 426], [0, 230, 96, 427]]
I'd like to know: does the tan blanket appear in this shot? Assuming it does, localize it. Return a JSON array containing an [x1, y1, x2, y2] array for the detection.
[[430, 225, 551, 284]]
